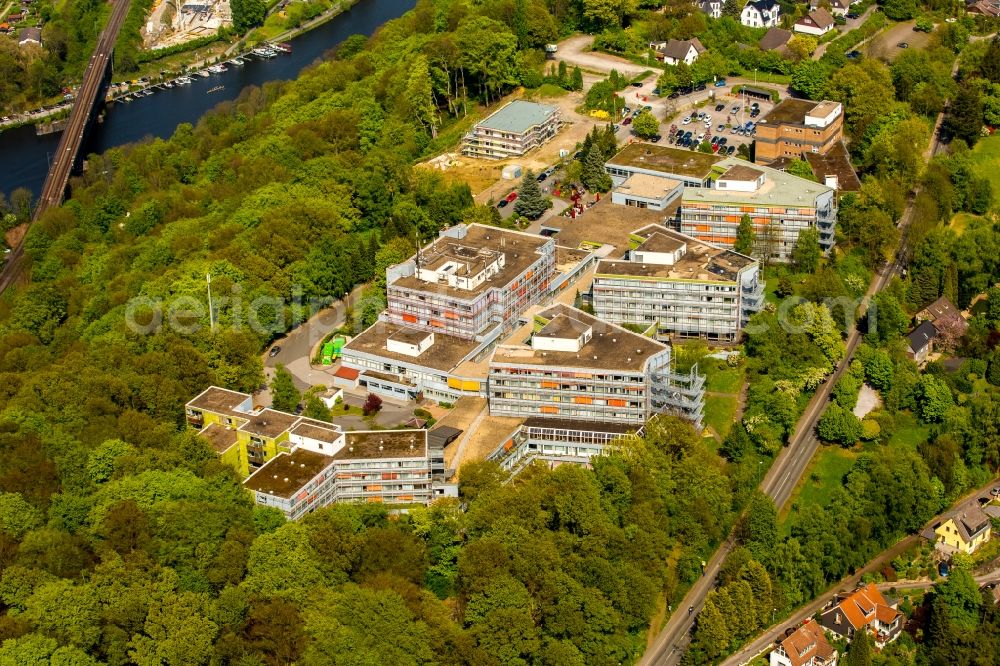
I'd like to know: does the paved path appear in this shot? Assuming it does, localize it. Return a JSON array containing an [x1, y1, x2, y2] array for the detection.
[[812, 5, 878, 61]]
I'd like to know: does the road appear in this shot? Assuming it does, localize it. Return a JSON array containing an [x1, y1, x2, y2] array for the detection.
[[0, 0, 131, 296], [723, 481, 1000, 665], [812, 5, 878, 60], [640, 55, 954, 666]]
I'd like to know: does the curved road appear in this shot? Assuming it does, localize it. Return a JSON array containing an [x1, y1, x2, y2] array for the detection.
[[639, 57, 954, 666]]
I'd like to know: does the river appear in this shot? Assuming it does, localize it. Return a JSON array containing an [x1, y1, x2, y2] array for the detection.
[[0, 0, 416, 200]]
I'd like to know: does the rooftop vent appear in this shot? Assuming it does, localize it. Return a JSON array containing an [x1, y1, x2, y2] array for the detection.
[[283, 477, 289, 482], [593, 355, 598, 360], [300, 463, 306, 468]]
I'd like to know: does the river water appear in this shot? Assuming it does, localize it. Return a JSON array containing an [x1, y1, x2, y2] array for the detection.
[[0, 0, 416, 199]]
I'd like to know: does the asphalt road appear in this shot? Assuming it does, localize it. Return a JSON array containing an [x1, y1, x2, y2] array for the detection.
[[640, 56, 954, 666], [723, 482, 1000, 665]]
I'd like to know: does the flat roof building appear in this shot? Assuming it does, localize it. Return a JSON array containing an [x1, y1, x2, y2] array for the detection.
[[612, 173, 684, 211], [592, 225, 764, 342], [605, 143, 725, 188], [488, 303, 704, 428], [680, 156, 836, 261], [462, 100, 561, 160], [754, 98, 845, 166], [342, 224, 556, 402]]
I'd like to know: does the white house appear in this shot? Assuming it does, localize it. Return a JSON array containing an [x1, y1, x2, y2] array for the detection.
[[795, 8, 836, 35], [657, 38, 707, 66], [698, 0, 723, 18], [741, 0, 781, 27], [17, 27, 41, 47]]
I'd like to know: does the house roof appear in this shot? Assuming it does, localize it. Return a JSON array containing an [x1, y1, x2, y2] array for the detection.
[[186, 386, 252, 418], [799, 7, 835, 28], [334, 366, 360, 381], [198, 423, 239, 454], [917, 296, 961, 322], [942, 500, 992, 542], [775, 620, 835, 666], [833, 584, 895, 631], [661, 39, 703, 60], [759, 27, 793, 50], [746, 0, 780, 12], [906, 320, 939, 353], [18, 27, 40, 42], [243, 449, 334, 499]]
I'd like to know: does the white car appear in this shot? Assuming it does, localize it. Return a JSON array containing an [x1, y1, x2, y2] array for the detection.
[[704, 119, 712, 127], [682, 116, 692, 124], [731, 105, 740, 114], [697, 132, 705, 141]]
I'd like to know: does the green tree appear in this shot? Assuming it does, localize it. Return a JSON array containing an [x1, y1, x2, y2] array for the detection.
[[881, 0, 915, 20], [981, 37, 1000, 83], [817, 402, 863, 446], [129, 592, 218, 666], [791, 228, 821, 274], [303, 389, 332, 422], [723, 0, 740, 17], [231, 0, 266, 32], [271, 364, 301, 413], [406, 55, 438, 138], [844, 628, 873, 666], [791, 61, 828, 100], [917, 374, 954, 423], [581, 144, 612, 192], [734, 214, 755, 256], [739, 492, 778, 564], [571, 66, 584, 91], [513, 170, 550, 220], [787, 159, 817, 182], [932, 567, 982, 630], [945, 87, 983, 147], [691, 596, 730, 660], [0, 493, 43, 539], [631, 110, 660, 139]]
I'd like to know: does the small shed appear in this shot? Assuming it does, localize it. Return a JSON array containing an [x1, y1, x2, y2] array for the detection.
[[501, 164, 523, 180]]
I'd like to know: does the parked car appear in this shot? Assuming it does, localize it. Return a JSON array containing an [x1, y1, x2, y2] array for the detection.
[[717, 124, 725, 132], [715, 103, 725, 112], [682, 116, 692, 124], [711, 136, 720, 145], [715, 79, 726, 87], [651, 134, 663, 143], [731, 105, 740, 114], [652, 87, 661, 95], [506, 192, 518, 203], [846, 11, 860, 18], [897, 42, 909, 48], [269, 346, 282, 358], [846, 50, 861, 59], [697, 132, 705, 141], [726, 145, 736, 155], [630, 81, 643, 87], [712, 143, 720, 153], [643, 105, 652, 111], [537, 172, 548, 182], [623, 117, 633, 125], [695, 83, 707, 91], [991, 486, 1000, 497], [669, 91, 681, 99], [497, 199, 508, 208]]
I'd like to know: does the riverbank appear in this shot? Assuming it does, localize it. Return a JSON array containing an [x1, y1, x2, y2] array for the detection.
[[0, 0, 363, 135]]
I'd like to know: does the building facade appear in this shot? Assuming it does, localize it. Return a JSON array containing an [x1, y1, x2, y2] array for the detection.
[[819, 584, 902, 648], [755, 99, 845, 165], [769, 620, 838, 666], [794, 8, 836, 35], [591, 226, 764, 342], [679, 160, 836, 262], [741, 0, 781, 27], [488, 304, 705, 429], [487, 418, 642, 477], [462, 100, 561, 160]]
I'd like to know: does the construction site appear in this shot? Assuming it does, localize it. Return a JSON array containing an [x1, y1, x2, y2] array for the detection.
[[142, 0, 233, 50]]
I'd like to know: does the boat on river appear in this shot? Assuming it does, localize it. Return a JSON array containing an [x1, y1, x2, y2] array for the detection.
[[208, 85, 225, 93], [208, 64, 228, 74]]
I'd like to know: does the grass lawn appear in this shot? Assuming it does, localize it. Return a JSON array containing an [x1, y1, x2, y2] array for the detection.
[[703, 360, 743, 394], [886, 411, 931, 454], [526, 83, 569, 99], [949, 212, 984, 236], [970, 134, 1000, 199], [781, 446, 858, 528], [704, 395, 738, 440]]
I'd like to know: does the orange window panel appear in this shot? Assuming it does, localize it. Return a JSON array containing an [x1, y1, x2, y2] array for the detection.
[[725, 215, 739, 223], [429, 320, 445, 328], [574, 396, 593, 405], [608, 399, 627, 408], [503, 440, 514, 452], [526, 270, 533, 279], [741, 206, 754, 213], [540, 406, 559, 414], [366, 496, 383, 503], [541, 381, 559, 389], [399, 495, 414, 502], [696, 225, 710, 233], [444, 311, 459, 320], [402, 314, 417, 323]]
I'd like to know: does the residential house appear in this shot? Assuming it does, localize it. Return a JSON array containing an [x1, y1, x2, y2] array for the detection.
[[925, 499, 993, 555], [819, 583, 903, 648], [17, 26, 40, 47], [462, 100, 561, 160], [769, 620, 838, 666], [812, 0, 855, 15], [915, 296, 969, 335], [742, 0, 781, 27], [698, 0, 723, 18], [968, 0, 1000, 16], [759, 27, 793, 53], [905, 320, 938, 364], [591, 225, 764, 342], [795, 8, 836, 35], [657, 38, 706, 66], [754, 98, 845, 165]]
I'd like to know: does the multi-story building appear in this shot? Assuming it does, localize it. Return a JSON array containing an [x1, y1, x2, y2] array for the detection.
[[342, 224, 556, 402], [820, 583, 902, 649], [488, 304, 704, 428], [244, 429, 457, 520], [462, 100, 561, 160], [754, 99, 844, 165], [605, 143, 724, 189], [769, 620, 838, 666], [680, 159, 836, 261], [591, 225, 764, 342]]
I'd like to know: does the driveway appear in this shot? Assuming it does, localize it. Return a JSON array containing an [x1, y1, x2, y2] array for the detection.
[[556, 35, 652, 77]]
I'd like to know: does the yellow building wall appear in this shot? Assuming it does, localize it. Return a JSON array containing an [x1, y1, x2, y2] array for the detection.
[[935, 520, 992, 554], [234, 431, 292, 478]]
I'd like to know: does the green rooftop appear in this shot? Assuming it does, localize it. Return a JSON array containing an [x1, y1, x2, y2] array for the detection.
[[477, 100, 559, 134], [606, 143, 724, 179]]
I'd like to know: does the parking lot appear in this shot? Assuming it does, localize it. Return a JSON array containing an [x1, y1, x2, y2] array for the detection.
[[660, 95, 774, 155]]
